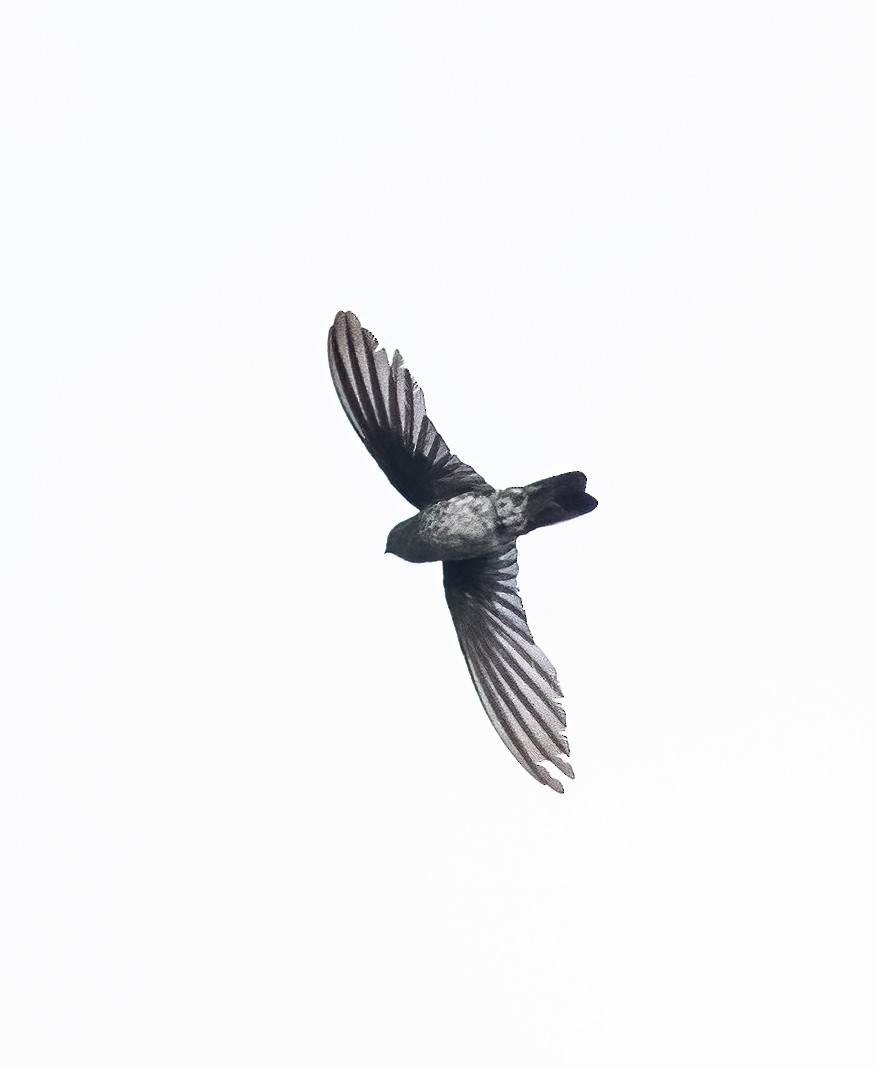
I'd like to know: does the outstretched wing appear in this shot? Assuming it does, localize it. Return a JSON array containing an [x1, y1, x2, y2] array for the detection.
[[328, 311, 491, 509], [443, 546, 574, 793]]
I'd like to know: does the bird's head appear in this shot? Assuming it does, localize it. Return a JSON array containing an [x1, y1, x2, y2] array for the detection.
[[385, 517, 416, 561], [385, 525, 403, 558]]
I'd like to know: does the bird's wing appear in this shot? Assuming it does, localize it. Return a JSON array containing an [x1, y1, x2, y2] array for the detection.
[[328, 311, 492, 509], [443, 546, 574, 793]]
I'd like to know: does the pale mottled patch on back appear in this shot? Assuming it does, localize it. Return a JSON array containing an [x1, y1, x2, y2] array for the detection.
[[495, 488, 528, 534]]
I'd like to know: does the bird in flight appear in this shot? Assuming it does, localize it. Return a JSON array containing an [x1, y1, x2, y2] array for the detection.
[[328, 311, 598, 792]]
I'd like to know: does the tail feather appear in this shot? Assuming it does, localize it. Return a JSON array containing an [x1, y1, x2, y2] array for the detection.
[[521, 471, 598, 534]]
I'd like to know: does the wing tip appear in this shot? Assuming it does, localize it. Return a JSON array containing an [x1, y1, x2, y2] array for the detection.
[[331, 310, 381, 356], [534, 760, 574, 793], [551, 754, 575, 779]]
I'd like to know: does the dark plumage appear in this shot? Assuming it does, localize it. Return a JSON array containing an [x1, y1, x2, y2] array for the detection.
[[328, 311, 598, 792]]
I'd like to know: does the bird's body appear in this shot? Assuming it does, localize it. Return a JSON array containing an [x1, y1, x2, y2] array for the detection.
[[387, 490, 504, 563], [328, 311, 598, 793], [387, 475, 595, 563]]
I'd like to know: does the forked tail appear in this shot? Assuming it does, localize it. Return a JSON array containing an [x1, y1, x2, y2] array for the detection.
[[520, 471, 598, 535]]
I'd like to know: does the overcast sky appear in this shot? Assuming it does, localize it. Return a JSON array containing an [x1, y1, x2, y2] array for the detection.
[[2, 3, 875, 1066]]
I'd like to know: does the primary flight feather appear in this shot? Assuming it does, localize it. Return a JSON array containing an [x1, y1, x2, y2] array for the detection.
[[328, 311, 598, 793]]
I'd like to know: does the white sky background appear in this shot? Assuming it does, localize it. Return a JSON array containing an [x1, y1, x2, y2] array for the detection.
[[1, 2, 875, 1065]]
